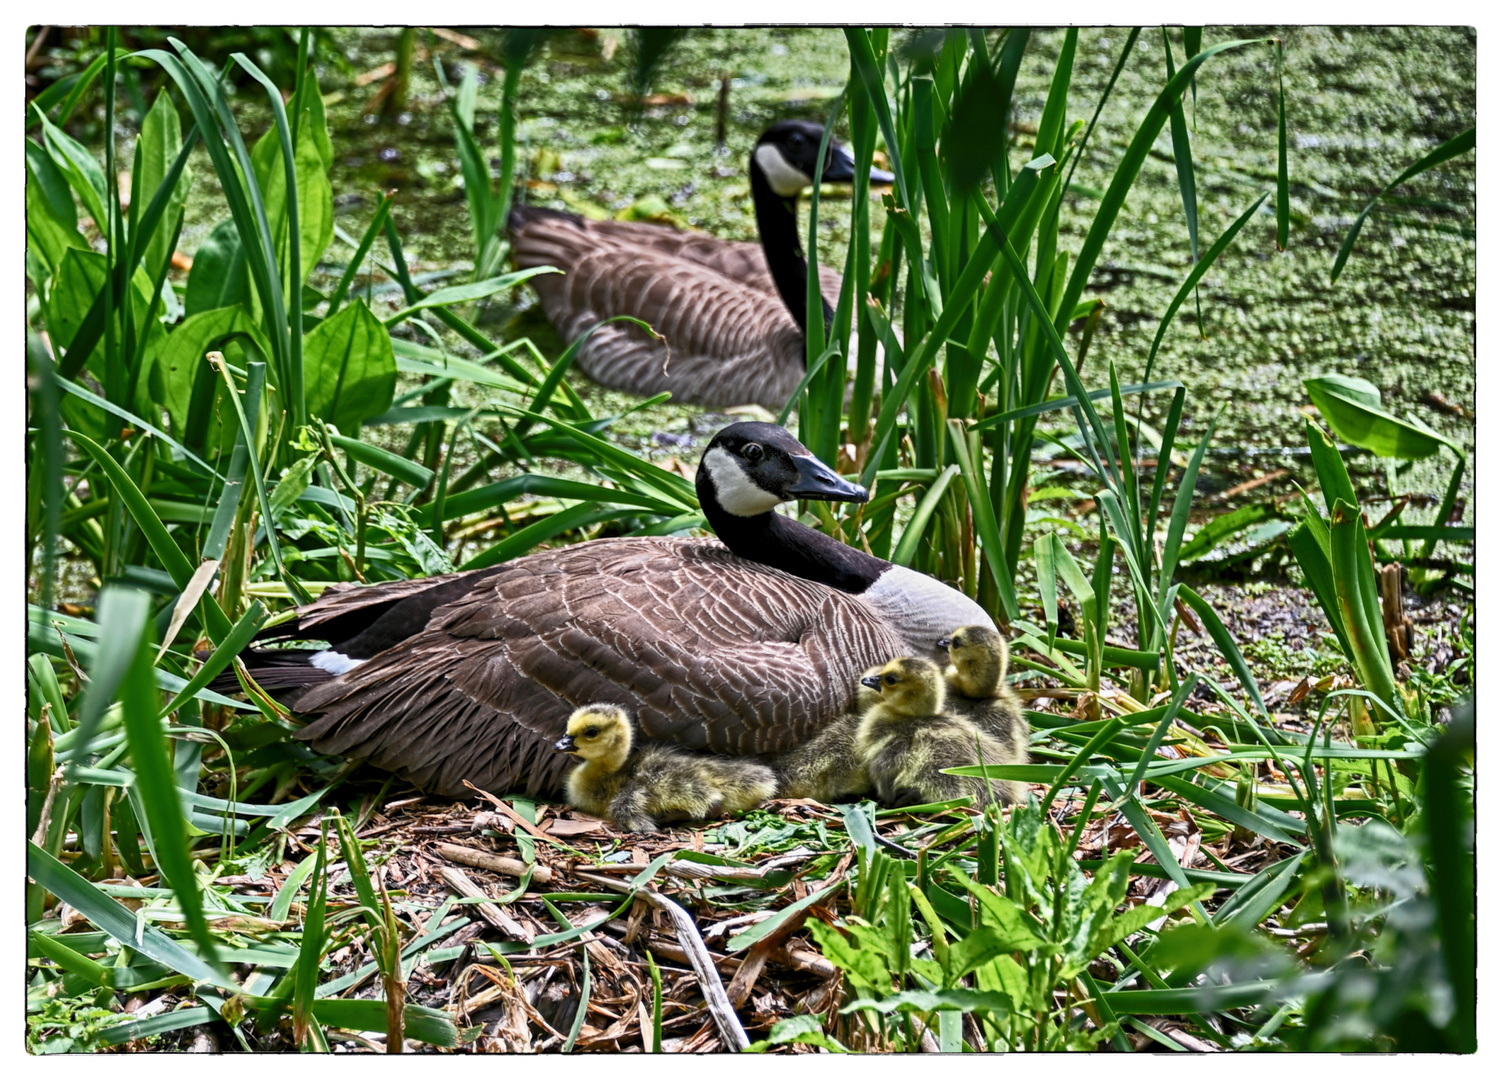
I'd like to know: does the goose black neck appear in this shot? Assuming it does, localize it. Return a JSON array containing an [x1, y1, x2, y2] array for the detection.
[[700, 486, 889, 594], [750, 165, 835, 344]]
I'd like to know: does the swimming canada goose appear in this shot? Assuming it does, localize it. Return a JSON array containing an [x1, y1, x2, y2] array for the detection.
[[856, 657, 1018, 808], [556, 705, 777, 832], [509, 120, 894, 409], [228, 422, 992, 799], [939, 625, 1030, 798]]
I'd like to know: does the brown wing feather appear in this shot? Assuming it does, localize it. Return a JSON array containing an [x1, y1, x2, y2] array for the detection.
[[294, 538, 904, 798], [510, 213, 840, 408]]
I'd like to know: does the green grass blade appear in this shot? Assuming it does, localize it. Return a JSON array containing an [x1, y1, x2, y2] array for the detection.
[[891, 465, 960, 568], [1331, 125, 1473, 282], [327, 190, 395, 316], [326, 430, 433, 490], [1142, 192, 1268, 387], [1054, 37, 1269, 334], [208, 353, 308, 603], [946, 420, 1019, 619], [1177, 586, 1270, 721], [234, 52, 306, 431], [55, 374, 222, 480], [291, 827, 329, 1049], [68, 431, 233, 640], [1157, 404, 1221, 597], [845, 29, 910, 210], [971, 379, 1180, 431], [157, 602, 265, 720], [94, 586, 223, 971], [1329, 500, 1401, 717], [27, 842, 223, 984], [1161, 29, 1201, 270]]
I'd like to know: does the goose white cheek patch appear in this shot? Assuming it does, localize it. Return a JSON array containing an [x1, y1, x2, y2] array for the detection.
[[702, 447, 784, 516], [755, 144, 815, 197], [311, 650, 365, 675]]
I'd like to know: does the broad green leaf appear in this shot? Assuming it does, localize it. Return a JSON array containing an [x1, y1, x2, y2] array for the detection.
[[185, 218, 250, 317], [806, 920, 892, 992], [302, 300, 396, 432], [32, 104, 110, 235], [154, 305, 271, 449], [250, 107, 333, 306], [25, 141, 86, 280], [1304, 373, 1454, 459], [134, 89, 194, 285], [744, 1014, 849, 1053]]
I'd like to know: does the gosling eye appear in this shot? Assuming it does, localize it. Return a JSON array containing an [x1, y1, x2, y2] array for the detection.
[[884, 674, 897, 686], [583, 726, 600, 739], [743, 442, 763, 462]]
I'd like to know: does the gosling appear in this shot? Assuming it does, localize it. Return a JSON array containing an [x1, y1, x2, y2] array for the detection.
[[855, 657, 1019, 808], [939, 625, 1030, 804], [555, 705, 777, 832], [770, 666, 881, 804]]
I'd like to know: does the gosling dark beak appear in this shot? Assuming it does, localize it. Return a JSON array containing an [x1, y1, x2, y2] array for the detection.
[[787, 454, 868, 503], [937, 636, 953, 651], [860, 675, 882, 691], [868, 164, 896, 186], [554, 735, 577, 753]]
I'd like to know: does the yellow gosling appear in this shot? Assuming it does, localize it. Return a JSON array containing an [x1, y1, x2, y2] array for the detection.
[[938, 625, 1030, 800], [855, 657, 1019, 808], [556, 705, 777, 832], [769, 666, 883, 803]]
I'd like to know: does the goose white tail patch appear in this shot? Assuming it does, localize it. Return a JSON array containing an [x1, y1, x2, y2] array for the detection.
[[755, 143, 814, 197], [311, 650, 365, 676], [701, 447, 784, 516]]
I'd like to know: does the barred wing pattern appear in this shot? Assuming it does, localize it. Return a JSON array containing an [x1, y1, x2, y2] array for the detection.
[[511, 212, 841, 409], [294, 538, 905, 798]]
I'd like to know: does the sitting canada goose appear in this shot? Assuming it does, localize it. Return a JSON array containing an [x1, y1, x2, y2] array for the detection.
[[226, 422, 992, 798], [939, 625, 1030, 798], [856, 657, 1019, 808], [556, 705, 776, 832], [509, 120, 894, 409]]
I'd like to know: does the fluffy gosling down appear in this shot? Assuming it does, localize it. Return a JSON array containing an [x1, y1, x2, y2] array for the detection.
[[769, 665, 882, 804], [856, 657, 1019, 808], [939, 625, 1030, 804], [555, 705, 777, 832]]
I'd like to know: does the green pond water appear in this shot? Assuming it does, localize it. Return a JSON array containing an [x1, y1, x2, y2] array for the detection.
[[50, 26, 1477, 570]]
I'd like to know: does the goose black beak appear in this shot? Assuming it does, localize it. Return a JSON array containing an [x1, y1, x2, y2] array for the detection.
[[820, 143, 858, 183], [554, 735, 577, 753], [868, 164, 896, 186], [786, 454, 868, 503], [860, 674, 882, 690]]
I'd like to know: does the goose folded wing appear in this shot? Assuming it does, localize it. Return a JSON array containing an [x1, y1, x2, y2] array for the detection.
[[292, 539, 905, 793]]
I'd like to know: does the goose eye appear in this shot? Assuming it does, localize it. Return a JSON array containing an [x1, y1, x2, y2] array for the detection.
[[884, 674, 897, 686], [584, 726, 599, 739], [789, 133, 805, 148], [743, 442, 764, 461]]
